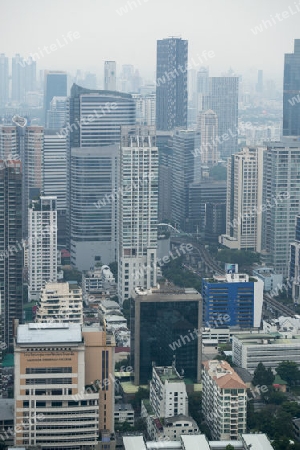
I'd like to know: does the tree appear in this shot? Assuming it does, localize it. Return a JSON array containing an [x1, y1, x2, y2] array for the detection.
[[225, 445, 235, 450], [252, 362, 275, 387], [276, 361, 300, 386]]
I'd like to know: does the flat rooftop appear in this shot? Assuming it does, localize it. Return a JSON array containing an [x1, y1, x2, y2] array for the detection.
[[234, 332, 300, 345], [155, 366, 184, 383], [16, 322, 82, 344]]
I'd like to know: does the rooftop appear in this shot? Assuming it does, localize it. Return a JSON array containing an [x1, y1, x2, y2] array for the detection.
[[154, 365, 184, 383], [16, 322, 82, 345], [233, 332, 300, 345], [202, 360, 246, 389]]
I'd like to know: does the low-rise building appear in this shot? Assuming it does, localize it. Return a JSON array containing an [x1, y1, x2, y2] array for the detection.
[[202, 360, 247, 440], [252, 267, 283, 292], [232, 332, 300, 373], [114, 403, 134, 425]]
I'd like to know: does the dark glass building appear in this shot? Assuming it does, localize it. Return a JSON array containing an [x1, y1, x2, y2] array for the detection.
[[131, 287, 202, 385], [44, 71, 67, 124], [156, 37, 188, 131], [283, 39, 300, 136], [0, 160, 23, 348]]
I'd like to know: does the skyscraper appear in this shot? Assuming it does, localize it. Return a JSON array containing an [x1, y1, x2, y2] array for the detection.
[[206, 77, 239, 158], [0, 126, 18, 159], [44, 71, 67, 124], [156, 37, 188, 131], [171, 129, 200, 230], [104, 61, 116, 91], [70, 146, 119, 270], [12, 54, 25, 103], [263, 138, 300, 276], [220, 147, 264, 252], [283, 40, 300, 136], [46, 96, 67, 129], [199, 109, 219, 165], [0, 54, 9, 107], [68, 84, 135, 148], [118, 126, 158, 303], [0, 160, 22, 348], [197, 66, 209, 113], [28, 196, 57, 301], [43, 130, 67, 245], [289, 215, 300, 301]]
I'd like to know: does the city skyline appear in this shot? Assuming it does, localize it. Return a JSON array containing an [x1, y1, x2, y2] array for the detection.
[[0, 0, 299, 82]]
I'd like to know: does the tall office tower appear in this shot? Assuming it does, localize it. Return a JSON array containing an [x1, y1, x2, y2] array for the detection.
[[256, 69, 263, 94], [14, 322, 115, 450], [12, 54, 25, 103], [68, 84, 136, 148], [104, 61, 116, 91], [157, 131, 173, 222], [202, 272, 263, 329], [206, 77, 239, 158], [118, 126, 158, 303], [0, 54, 9, 106], [131, 286, 202, 385], [70, 146, 119, 270], [22, 126, 44, 237], [156, 37, 188, 131], [0, 126, 18, 159], [44, 71, 67, 124], [188, 179, 227, 235], [289, 215, 300, 302], [199, 109, 219, 165], [172, 129, 200, 230], [36, 282, 83, 324], [0, 160, 22, 348], [28, 196, 57, 301], [46, 96, 67, 129], [263, 138, 300, 276], [202, 360, 247, 440], [43, 130, 67, 245], [220, 147, 264, 252], [283, 39, 300, 136], [197, 66, 209, 113]]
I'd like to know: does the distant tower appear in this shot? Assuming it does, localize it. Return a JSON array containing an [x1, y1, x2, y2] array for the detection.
[[283, 39, 300, 136], [118, 126, 158, 303], [197, 67, 209, 113], [0, 54, 9, 106], [156, 37, 188, 131], [44, 71, 67, 124], [28, 196, 57, 301], [256, 69, 263, 94], [104, 61, 116, 91], [199, 110, 219, 165]]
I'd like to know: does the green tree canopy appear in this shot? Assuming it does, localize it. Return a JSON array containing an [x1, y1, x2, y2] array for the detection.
[[252, 362, 275, 387], [276, 361, 300, 386]]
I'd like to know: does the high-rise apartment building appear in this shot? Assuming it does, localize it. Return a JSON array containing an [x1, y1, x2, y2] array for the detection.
[[118, 126, 158, 303], [44, 71, 67, 124], [0, 54, 9, 106], [104, 61, 116, 91], [28, 196, 57, 301], [157, 131, 173, 222], [156, 37, 188, 131], [131, 286, 202, 385], [202, 273, 264, 329], [0, 126, 18, 159], [283, 39, 300, 136], [70, 146, 118, 270], [206, 77, 239, 158], [14, 322, 115, 450], [68, 84, 135, 148], [263, 138, 300, 276], [172, 129, 200, 230], [36, 282, 83, 324], [220, 147, 264, 252], [0, 160, 22, 348], [199, 109, 219, 165], [43, 130, 67, 245], [202, 360, 247, 440]]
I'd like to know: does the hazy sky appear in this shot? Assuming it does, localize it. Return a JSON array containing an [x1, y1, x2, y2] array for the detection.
[[1, 0, 299, 83]]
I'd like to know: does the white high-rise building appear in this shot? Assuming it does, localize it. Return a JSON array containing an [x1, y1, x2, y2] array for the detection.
[[118, 126, 158, 303], [219, 146, 265, 252], [104, 61, 116, 91], [202, 360, 247, 441], [28, 196, 57, 301], [199, 110, 219, 165]]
